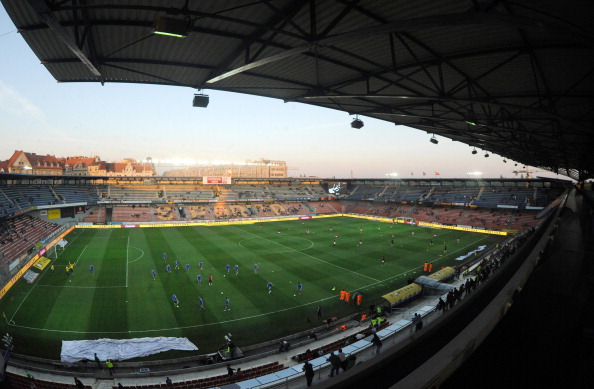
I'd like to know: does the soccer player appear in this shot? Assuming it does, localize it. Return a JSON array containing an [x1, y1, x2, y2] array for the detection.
[[234, 264, 239, 275], [151, 269, 157, 280], [175, 260, 180, 270], [166, 264, 171, 273], [185, 263, 190, 272], [380, 256, 385, 265], [196, 274, 202, 285], [199, 261, 203, 270], [224, 297, 230, 311], [297, 282, 303, 294], [172, 294, 179, 308], [89, 264, 94, 275], [225, 264, 231, 274], [163, 252, 167, 261], [208, 274, 213, 286], [50, 264, 55, 273], [199, 296, 205, 310], [253, 264, 258, 274], [267, 281, 274, 294]]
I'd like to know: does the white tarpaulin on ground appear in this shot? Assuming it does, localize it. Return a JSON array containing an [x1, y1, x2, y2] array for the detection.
[[60, 337, 198, 363]]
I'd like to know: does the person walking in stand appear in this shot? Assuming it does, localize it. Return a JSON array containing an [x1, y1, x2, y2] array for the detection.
[[105, 359, 115, 375], [372, 333, 382, 354], [303, 360, 315, 387], [327, 352, 341, 377], [94, 353, 102, 369]]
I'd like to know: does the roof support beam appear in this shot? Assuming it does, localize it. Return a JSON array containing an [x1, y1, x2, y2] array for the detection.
[[26, 0, 102, 77]]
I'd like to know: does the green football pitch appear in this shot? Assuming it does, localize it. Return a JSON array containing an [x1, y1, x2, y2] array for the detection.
[[0, 216, 504, 360]]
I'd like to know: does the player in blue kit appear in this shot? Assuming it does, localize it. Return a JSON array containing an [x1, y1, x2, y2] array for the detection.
[[185, 263, 190, 272], [199, 261, 203, 270], [253, 263, 258, 273], [166, 264, 171, 273], [89, 264, 94, 275], [224, 297, 230, 311], [151, 269, 157, 280], [163, 252, 167, 261], [225, 264, 231, 274], [234, 264, 239, 275], [172, 294, 179, 308], [297, 282, 303, 294], [175, 260, 180, 270], [196, 274, 202, 285], [199, 296, 205, 310], [267, 281, 274, 294]]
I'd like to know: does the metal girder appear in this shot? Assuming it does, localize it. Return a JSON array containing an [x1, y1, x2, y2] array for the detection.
[[26, 0, 102, 77], [207, 9, 594, 84]]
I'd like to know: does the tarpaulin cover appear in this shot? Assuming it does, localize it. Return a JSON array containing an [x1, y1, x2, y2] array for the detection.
[[60, 337, 198, 363]]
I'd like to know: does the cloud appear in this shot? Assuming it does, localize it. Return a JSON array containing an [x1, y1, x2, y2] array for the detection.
[[0, 79, 47, 123]]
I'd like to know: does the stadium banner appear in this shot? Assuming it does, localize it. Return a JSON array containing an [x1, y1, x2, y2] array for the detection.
[[382, 283, 422, 306], [23, 270, 39, 283], [37, 202, 87, 210], [497, 205, 519, 209], [47, 209, 61, 219], [203, 176, 232, 185], [76, 224, 119, 229], [78, 222, 93, 226], [526, 206, 545, 210], [39, 210, 47, 216], [121, 224, 139, 228], [343, 213, 394, 223], [0, 253, 43, 299], [417, 221, 507, 236]]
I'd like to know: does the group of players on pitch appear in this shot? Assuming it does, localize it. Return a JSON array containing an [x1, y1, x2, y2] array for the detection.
[[158, 252, 303, 311]]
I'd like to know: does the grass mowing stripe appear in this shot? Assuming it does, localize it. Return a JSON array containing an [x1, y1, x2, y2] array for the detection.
[[231, 225, 381, 282]]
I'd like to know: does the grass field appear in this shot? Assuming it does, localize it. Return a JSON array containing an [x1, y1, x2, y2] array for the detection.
[[0, 216, 505, 360]]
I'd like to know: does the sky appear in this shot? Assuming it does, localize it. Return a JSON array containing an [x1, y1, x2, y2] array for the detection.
[[0, 7, 563, 180]]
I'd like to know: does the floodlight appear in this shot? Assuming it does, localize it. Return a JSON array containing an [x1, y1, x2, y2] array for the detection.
[[351, 115, 364, 129], [484, 153, 489, 158], [430, 135, 438, 144], [154, 17, 189, 38], [193, 93, 210, 108], [471, 148, 477, 155]]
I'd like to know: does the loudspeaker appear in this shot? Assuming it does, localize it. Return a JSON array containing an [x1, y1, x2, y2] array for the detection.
[[193, 94, 209, 108]]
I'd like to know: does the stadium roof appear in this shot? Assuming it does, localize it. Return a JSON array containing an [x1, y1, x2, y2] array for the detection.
[[2, 0, 593, 180]]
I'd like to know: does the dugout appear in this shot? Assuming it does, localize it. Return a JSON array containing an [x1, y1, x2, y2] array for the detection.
[[427, 266, 456, 282], [381, 283, 423, 309]]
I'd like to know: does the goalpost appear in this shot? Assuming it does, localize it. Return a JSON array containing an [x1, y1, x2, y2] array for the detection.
[[48, 239, 69, 260]]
